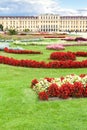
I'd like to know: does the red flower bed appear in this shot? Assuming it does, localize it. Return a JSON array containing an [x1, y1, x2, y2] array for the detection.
[[75, 52, 87, 57], [31, 74, 87, 100], [50, 52, 76, 61], [50, 51, 87, 61], [4, 47, 42, 54], [0, 55, 87, 68], [58, 82, 85, 99]]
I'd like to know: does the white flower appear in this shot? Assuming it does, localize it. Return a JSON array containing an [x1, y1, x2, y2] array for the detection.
[[32, 74, 87, 93]]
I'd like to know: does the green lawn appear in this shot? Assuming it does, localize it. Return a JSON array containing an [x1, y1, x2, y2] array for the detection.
[[0, 44, 87, 130]]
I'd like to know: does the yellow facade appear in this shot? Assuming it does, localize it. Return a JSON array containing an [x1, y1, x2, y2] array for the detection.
[[0, 14, 87, 32], [0, 16, 38, 32]]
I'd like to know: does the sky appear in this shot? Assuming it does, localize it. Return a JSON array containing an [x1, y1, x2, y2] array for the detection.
[[0, 0, 87, 16]]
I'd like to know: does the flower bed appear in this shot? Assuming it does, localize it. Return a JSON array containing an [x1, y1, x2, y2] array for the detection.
[[75, 52, 87, 57], [62, 37, 87, 42], [31, 74, 87, 100], [44, 36, 66, 38], [62, 42, 87, 46], [61, 37, 75, 41], [46, 44, 65, 50], [75, 37, 87, 41], [4, 47, 42, 54], [50, 51, 87, 61], [46, 43, 87, 51], [0, 55, 87, 68], [50, 52, 76, 61], [14, 40, 87, 47]]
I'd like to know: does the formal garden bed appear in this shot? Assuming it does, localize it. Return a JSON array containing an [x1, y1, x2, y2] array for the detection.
[[0, 54, 87, 68], [4, 47, 42, 54], [50, 51, 76, 61], [50, 51, 87, 60], [0, 34, 87, 130], [31, 74, 87, 100], [62, 37, 87, 41]]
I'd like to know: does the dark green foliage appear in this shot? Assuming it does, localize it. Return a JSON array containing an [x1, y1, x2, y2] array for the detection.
[[0, 24, 3, 31], [8, 29, 18, 35]]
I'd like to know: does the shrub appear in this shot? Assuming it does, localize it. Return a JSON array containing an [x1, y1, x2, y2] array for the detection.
[[8, 29, 18, 35]]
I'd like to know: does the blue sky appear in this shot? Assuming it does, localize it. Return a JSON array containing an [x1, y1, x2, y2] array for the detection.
[[60, 0, 87, 9], [0, 0, 87, 16]]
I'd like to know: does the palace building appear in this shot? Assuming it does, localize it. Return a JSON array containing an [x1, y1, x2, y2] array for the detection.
[[0, 14, 87, 32]]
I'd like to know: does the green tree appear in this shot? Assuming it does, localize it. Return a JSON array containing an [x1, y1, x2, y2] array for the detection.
[[23, 29, 30, 32], [8, 29, 18, 35], [0, 24, 3, 31]]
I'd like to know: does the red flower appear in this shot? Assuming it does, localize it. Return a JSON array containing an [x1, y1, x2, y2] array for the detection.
[[83, 84, 87, 97], [59, 83, 74, 99], [0, 55, 87, 68], [72, 82, 84, 97], [60, 76, 64, 81], [39, 91, 48, 100], [48, 83, 59, 97], [50, 52, 76, 61], [75, 52, 87, 57], [80, 74, 86, 78], [31, 79, 38, 88], [44, 77, 54, 82], [4, 47, 42, 54]]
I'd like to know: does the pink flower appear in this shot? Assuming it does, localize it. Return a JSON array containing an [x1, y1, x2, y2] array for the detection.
[[46, 44, 65, 50]]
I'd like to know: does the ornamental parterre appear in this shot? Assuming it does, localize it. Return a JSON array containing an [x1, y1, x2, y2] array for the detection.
[[50, 52, 76, 61], [31, 74, 87, 100], [4, 47, 42, 54], [0, 55, 87, 68], [50, 51, 87, 61]]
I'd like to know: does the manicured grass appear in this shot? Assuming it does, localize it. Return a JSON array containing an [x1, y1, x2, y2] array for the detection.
[[0, 44, 87, 130]]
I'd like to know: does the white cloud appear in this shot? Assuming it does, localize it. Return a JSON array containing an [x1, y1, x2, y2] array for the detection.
[[20, 0, 60, 14], [0, 0, 87, 16], [0, 0, 60, 15], [0, 7, 9, 11], [77, 8, 87, 16], [60, 8, 87, 16], [57, 8, 81, 16]]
